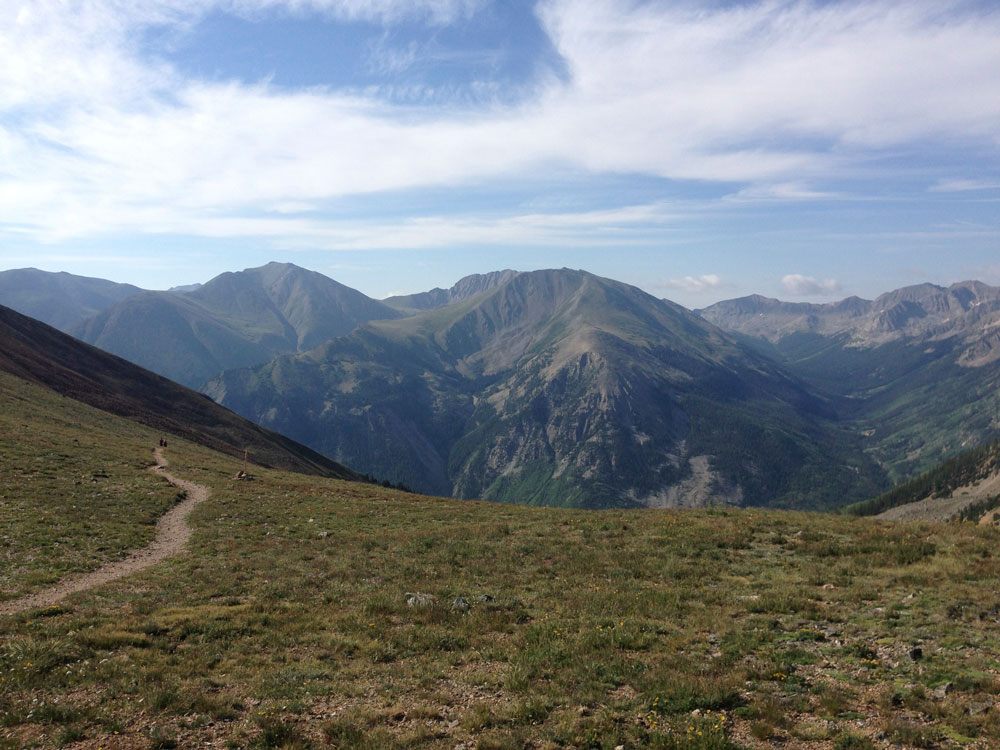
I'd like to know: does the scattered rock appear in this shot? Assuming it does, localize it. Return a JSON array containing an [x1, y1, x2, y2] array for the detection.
[[978, 605, 1000, 620], [610, 684, 637, 701], [932, 682, 954, 700], [968, 700, 992, 716], [477, 594, 494, 603], [405, 592, 437, 607], [317, 531, 329, 538], [452, 597, 470, 613], [822, 583, 836, 590]]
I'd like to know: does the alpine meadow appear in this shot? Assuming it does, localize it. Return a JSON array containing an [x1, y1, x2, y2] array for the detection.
[[3, 0, 1000, 749]]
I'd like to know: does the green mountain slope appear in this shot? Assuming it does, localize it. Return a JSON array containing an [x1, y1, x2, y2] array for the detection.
[[846, 441, 1000, 520], [75, 262, 403, 387], [208, 269, 885, 509], [0, 303, 358, 480], [0, 267, 144, 332]]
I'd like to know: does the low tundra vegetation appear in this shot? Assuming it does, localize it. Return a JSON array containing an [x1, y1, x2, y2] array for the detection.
[[3, 393, 1000, 747]]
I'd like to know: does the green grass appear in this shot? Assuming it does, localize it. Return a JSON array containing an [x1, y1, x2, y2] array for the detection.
[[0, 372, 180, 601], [5, 373, 1000, 748]]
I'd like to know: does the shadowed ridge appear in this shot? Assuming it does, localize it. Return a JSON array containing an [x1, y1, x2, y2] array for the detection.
[[0, 267, 144, 332], [0, 303, 359, 480]]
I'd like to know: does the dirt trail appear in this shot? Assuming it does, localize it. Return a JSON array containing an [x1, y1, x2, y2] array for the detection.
[[0, 447, 209, 616]]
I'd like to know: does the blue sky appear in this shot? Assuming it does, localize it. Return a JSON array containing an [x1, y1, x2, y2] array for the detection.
[[0, 0, 998, 308]]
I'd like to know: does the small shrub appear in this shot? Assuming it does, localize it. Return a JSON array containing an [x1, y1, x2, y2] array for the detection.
[[56, 726, 86, 746], [834, 733, 875, 750], [252, 718, 310, 749], [647, 676, 745, 715], [322, 717, 365, 747]]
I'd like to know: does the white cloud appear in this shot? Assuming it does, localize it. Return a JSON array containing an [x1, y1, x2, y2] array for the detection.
[[659, 274, 723, 294], [781, 274, 841, 296], [142, 202, 681, 251], [1, 0, 999, 246], [930, 178, 1000, 193], [725, 182, 842, 202], [232, 0, 486, 24]]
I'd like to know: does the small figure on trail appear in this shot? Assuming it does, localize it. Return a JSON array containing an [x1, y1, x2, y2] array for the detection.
[[158, 438, 164, 447]]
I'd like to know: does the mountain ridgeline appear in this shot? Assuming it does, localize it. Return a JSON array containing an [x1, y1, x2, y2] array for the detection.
[[207, 269, 885, 509], [382, 270, 522, 314], [73, 262, 403, 388], [0, 268, 144, 332]]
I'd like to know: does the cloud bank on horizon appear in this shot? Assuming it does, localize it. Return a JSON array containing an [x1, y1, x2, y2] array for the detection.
[[0, 0, 998, 303]]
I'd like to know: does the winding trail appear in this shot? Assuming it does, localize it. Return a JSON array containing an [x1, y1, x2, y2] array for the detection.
[[0, 447, 209, 616]]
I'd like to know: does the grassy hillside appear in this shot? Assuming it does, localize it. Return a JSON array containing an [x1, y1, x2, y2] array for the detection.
[[0, 303, 357, 481], [0, 371, 181, 602], [3, 378, 1000, 748]]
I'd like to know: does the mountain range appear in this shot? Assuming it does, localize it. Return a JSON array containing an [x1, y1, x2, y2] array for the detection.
[[4, 263, 1000, 510], [206, 268, 884, 508]]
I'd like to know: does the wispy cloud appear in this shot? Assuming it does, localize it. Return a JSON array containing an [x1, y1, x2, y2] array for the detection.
[[781, 274, 841, 296], [154, 202, 681, 251], [658, 274, 723, 294], [1, 0, 999, 247], [725, 182, 843, 202], [929, 178, 1000, 193]]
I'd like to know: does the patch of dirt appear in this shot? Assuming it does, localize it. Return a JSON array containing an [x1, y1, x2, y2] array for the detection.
[[876, 471, 1000, 523], [0, 447, 209, 616]]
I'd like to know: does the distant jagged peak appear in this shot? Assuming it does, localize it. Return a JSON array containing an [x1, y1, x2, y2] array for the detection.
[[701, 278, 1000, 352], [699, 293, 873, 318]]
